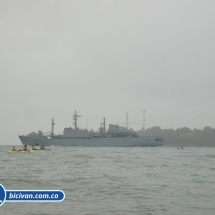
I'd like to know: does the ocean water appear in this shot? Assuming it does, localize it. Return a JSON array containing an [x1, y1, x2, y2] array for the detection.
[[0, 145, 215, 215]]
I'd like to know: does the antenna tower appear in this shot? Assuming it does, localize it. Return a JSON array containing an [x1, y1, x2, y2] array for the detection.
[[142, 110, 146, 131], [126, 112, 129, 130]]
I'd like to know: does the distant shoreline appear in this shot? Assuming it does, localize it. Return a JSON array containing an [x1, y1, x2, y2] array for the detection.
[[138, 126, 215, 147]]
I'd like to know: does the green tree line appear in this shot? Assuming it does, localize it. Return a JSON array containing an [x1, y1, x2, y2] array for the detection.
[[137, 126, 215, 147]]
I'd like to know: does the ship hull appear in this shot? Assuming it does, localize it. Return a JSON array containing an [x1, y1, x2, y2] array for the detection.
[[19, 136, 163, 147]]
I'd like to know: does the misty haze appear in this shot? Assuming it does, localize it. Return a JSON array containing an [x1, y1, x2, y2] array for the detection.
[[1, 1, 215, 215], [1, 1, 215, 146]]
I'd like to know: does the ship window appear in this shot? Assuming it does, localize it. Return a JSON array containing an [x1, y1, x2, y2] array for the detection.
[[156, 138, 158, 141]]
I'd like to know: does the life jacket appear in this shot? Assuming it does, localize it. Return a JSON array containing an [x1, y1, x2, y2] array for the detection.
[[22, 147, 27, 151]]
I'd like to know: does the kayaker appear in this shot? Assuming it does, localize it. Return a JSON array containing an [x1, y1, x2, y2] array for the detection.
[[32, 145, 37, 150], [40, 145, 46, 150], [21, 145, 30, 152], [10, 146, 17, 151]]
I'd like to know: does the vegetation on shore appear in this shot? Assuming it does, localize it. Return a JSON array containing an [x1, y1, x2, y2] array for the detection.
[[137, 126, 215, 147]]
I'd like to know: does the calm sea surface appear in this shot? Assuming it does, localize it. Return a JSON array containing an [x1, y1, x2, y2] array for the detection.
[[0, 145, 215, 215]]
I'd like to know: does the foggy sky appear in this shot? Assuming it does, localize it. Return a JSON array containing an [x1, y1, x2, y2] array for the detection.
[[1, 0, 215, 145]]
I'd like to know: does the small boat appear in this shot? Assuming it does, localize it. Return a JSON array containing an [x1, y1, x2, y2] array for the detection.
[[176, 147, 190, 150], [7, 150, 36, 153]]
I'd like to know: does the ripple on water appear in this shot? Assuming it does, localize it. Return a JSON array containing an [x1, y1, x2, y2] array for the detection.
[[205, 154, 215, 159], [0, 145, 215, 215]]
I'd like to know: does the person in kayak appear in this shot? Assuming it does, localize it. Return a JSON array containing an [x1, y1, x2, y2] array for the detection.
[[32, 145, 37, 150], [19, 145, 30, 152], [10, 146, 17, 151], [40, 145, 46, 150]]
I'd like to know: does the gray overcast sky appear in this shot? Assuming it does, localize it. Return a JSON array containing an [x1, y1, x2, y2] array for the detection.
[[1, 0, 215, 145]]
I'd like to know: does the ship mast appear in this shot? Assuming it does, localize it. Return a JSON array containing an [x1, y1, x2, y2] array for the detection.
[[51, 118, 55, 135], [73, 110, 82, 130], [100, 117, 106, 137]]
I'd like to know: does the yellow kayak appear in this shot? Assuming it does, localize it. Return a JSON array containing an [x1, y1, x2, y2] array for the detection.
[[7, 150, 36, 153]]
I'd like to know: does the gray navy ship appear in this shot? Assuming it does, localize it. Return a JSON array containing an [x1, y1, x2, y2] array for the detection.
[[19, 111, 164, 147]]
